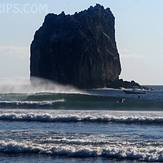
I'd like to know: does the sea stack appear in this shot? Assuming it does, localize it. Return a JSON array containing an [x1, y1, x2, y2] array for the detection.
[[30, 4, 121, 88]]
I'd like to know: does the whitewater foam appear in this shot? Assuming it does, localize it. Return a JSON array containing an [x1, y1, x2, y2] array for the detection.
[[0, 110, 163, 124], [0, 99, 65, 106], [0, 140, 162, 161]]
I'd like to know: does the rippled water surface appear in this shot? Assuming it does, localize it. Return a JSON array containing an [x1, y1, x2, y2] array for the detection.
[[0, 85, 162, 162]]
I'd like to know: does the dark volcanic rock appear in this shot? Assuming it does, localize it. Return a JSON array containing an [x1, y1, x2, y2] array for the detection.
[[30, 4, 121, 88], [110, 79, 143, 89]]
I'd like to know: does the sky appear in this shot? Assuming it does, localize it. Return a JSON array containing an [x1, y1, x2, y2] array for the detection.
[[0, 0, 162, 85]]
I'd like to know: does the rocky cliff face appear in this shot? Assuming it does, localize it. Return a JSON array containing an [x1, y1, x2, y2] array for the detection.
[[30, 4, 121, 88]]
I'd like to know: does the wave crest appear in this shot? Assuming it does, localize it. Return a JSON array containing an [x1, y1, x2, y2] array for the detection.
[[0, 140, 163, 161], [0, 112, 163, 124]]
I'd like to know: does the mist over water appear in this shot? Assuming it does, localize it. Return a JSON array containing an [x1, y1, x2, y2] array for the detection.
[[0, 78, 162, 110], [0, 77, 84, 94]]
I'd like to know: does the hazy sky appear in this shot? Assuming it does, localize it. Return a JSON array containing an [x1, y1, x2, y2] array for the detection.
[[0, 0, 162, 85]]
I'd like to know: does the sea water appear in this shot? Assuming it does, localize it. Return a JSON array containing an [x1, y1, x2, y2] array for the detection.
[[0, 81, 162, 162]]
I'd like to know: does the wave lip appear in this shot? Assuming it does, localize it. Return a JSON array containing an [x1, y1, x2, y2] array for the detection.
[[0, 140, 163, 161], [0, 112, 163, 124]]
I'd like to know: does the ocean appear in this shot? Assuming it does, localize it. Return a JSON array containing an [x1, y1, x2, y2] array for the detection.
[[0, 82, 162, 162]]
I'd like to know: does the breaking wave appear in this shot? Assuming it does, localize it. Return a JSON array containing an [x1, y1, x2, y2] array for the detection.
[[0, 140, 162, 161], [0, 79, 162, 110], [0, 111, 163, 124]]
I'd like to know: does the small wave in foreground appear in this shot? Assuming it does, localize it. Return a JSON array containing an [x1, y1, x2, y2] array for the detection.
[[0, 140, 162, 161]]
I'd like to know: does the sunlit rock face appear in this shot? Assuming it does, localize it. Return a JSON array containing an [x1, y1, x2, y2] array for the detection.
[[30, 4, 121, 89]]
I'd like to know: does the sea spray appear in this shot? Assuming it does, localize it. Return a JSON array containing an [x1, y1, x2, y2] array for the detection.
[[0, 77, 84, 94]]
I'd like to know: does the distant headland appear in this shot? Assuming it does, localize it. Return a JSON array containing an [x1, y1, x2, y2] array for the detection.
[[30, 4, 142, 89]]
